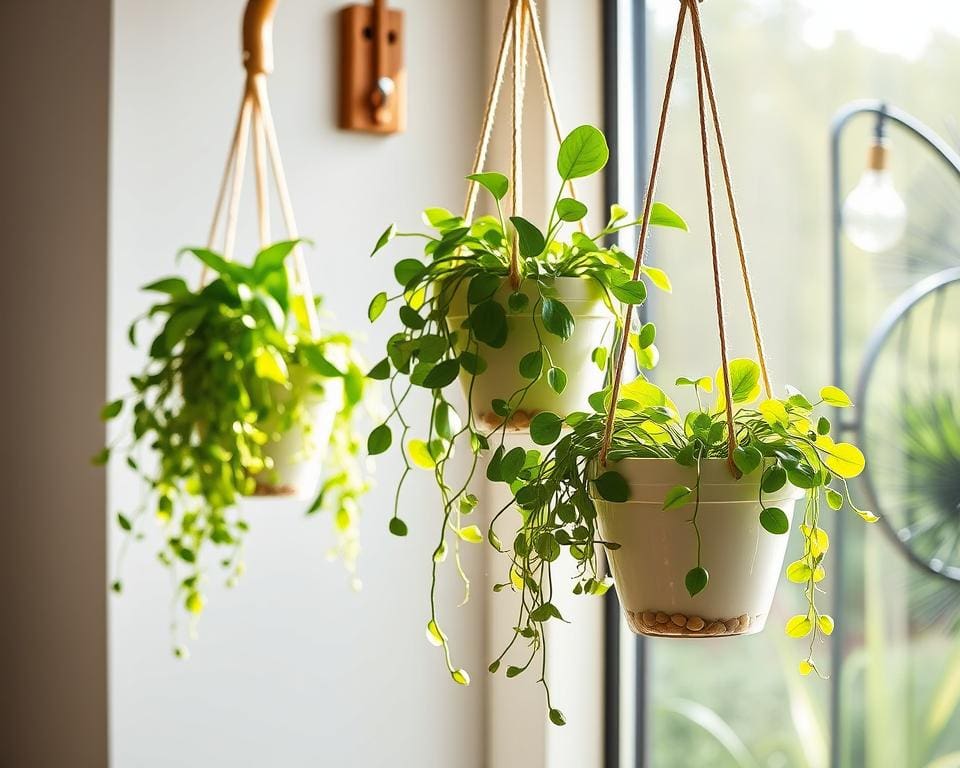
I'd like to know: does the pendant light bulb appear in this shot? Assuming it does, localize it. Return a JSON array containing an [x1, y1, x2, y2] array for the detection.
[[842, 117, 907, 254]]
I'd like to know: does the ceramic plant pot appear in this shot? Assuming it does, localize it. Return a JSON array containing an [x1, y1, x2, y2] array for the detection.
[[253, 369, 343, 499], [592, 458, 803, 638], [447, 277, 612, 429]]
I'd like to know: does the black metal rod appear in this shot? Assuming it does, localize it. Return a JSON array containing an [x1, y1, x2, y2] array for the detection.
[[601, 2, 622, 766], [828, 98, 960, 768], [632, 2, 650, 767]]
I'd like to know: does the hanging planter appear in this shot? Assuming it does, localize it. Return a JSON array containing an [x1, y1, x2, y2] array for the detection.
[[95, 0, 372, 651], [364, 0, 685, 694], [418, 0, 876, 725]]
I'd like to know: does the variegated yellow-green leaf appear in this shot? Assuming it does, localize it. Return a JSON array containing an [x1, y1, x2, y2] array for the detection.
[[426, 620, 446, 647], [785, 614, 813, 638], [759, 398, 789, 427], [858, 510, 879, 523], [642, 265, 673, 293], [458, 525, 483, 544], [407, 439, 436, 469], [818, 614, 835, 635], [799, 660, 814, 676], [820, 385, 853, 407], [815, 435, 865, 478], [451, 669, 471, 686], [801, 524, 830, 556], [254, 347, 288, 384], [786, 560, 811, 583]]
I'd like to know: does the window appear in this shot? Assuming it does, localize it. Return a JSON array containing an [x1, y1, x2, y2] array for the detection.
[[607, 2, 960, 766]]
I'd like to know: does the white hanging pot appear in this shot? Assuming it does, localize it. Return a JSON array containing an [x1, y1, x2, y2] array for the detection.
[[447, 277, 611, 428], [253, 368, 343, 499], [592, 458, 803, 637]]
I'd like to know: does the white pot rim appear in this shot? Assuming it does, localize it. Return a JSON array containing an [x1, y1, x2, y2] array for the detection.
[[591, 456, 804, 504], [447, 274, 611, 320]]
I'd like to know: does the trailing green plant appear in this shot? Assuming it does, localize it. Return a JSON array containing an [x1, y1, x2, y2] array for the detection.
[[480, 357, 872, 722], [364, 124, 685, 688], [96, 240, 372, 652]]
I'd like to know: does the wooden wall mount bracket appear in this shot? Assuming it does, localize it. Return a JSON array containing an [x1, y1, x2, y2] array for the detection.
[[338, 1, 406, 134]]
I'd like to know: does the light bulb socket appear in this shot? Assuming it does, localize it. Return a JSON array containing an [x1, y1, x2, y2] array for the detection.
[[867, 140, 889, 171]]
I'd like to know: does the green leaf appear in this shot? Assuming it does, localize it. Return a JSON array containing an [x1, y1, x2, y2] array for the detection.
[[399, 305, 426, 330], [368, 424, 392, 455], [594, 471, 629, 502], [610, 279, 647, 305], [372, 223, 396, 256], [389, 517, 408, 536], [530, 412, 563, 445], [467, 172, 509, 201], [820, 385, 853, 408], [556, 198, 588, 222], [117, 512, 133, 532], [301, 346, 344, 377], [508, 291, 530, 312], [368, 291, 388, 321], [519, 350, 544, 379], [459, 351, 487, 375], [470, 300, 508, 348], [549, 709, 567, 727], [638, 323, 656, 349], [592, 346, 608, 371], [557, 124, 609, 180], [252, 240, 298, 280], [142, 277, 189, 297], [663, 485, 693, 510], [422, 359, 460, 389], [826, 488, 844, 510], [541, 298, 575, 340], [163, 306, 207, 349], [254, 347, 289, 384], [649, 202, 688, 230], [500, 447, 527, 484], [510, 216, 546, 259], [467, 273, 502, 305], [547, 367, 567, 394], [760, 506, 790, 535], [91, 447, 110, 466], [733, 445, 763, 475], [685, 566, 709, 597], [100, 399, 123, 420], [367, 358, 391, 380], [394, 259, 425, 288], [761, 466, 787, 494], [535, 533, 561, 562]]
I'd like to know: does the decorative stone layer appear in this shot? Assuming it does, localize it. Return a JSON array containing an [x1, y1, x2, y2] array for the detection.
[[252, 481, 297, 497], [476, 409, 534, 431], [624, 609, 752, 637]]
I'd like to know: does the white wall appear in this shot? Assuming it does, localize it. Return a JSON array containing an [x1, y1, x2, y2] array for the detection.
[[109, 2, 487, 766]]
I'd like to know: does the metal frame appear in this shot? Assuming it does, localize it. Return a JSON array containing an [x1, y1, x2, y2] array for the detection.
[[830, 99, 960, 768], [602, 1, 648, 765]]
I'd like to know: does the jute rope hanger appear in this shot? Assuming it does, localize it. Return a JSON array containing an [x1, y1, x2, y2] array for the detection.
[[201, 0, 321, 339], [462, 0, 586, 290], [598, 0, 772, 475]]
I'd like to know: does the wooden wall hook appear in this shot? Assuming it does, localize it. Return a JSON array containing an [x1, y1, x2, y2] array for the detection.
[[243, 0, 279, 76], [339, 1, 406, 134]]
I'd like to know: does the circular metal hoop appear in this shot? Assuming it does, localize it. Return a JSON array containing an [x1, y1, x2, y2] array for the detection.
[[855, 267, 960, 584]]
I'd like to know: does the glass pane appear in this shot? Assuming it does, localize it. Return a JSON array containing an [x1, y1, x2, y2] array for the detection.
[[640, 1, 960, 765]]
